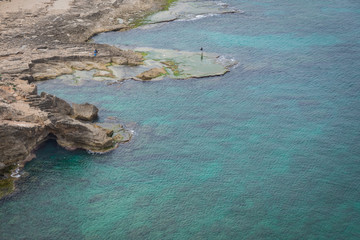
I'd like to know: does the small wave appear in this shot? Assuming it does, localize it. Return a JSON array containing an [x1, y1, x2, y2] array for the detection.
[[138, 22, 170, 30], [216, 2, 244, 14], [177, 13, 219, 22], [86, 150, 109, 155], [11, 168, 21, 178], [216, 1, 228, 7], [216, 55, 238, 68]]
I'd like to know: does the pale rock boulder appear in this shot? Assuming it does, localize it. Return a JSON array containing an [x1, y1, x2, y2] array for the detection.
[[72, 103, 99, 121], [136, 67, 167, 80]]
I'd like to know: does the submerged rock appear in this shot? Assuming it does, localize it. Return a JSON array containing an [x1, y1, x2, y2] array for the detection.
[[56, 47, 237, 83], [93, 70, 116, 78], [98, 123, 132, 143], [29, 51, 143, 81], [136, 47, 236, 80]]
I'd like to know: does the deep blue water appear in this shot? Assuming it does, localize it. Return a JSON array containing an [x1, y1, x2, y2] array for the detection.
[[1, 0, 360, 239]]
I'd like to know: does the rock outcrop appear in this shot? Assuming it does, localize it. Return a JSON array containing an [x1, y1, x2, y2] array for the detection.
[[136, 67, 167, 80], [72, 103, 99, 121], [0, 0, 175, 198], [0, 78, 125, 198], [0, 80, 118, 168]]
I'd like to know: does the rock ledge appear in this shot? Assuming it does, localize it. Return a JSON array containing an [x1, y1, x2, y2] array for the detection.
[[0, 0, 172, 198]]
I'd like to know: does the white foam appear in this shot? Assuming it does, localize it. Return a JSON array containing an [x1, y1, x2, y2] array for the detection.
[[216, 2, 228, 7], [216, 55, 239, 68], [11, 168, 21, 178], [177, 13, 219, 22], [86, 150, 107, 155]]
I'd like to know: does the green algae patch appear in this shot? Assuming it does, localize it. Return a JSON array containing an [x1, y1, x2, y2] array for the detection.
[[161, 60, 182, 76], [136, 51, 149, 57], [129, 0, 178, 28], [130, 17, 148, 28], [135, 47, 236, 80], [130, 0, 239, 28], [0, 178, 15, 199], [97, 123, 133, 143], [144, 0, 240, 25], [163, 0, 178, 11], [49, 48, 236, 83], [0, 165, 18, 199]]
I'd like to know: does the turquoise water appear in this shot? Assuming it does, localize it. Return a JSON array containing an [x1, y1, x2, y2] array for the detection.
[[1, 0, 360, 239]]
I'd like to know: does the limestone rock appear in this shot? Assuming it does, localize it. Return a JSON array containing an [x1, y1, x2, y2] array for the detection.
[[69, 61, 89, 70], [0, 162, 6, 171], [111, 57, 127, 65], [136, 67, 167, 80], [0, 102, 48, 123], [93, 70, 115, 78], [98, 123, 132, 143], [13, 80, 37, 96], [0, 87, 115, 176], [0, 0, 174, 198], [113, 131, 132, 143], [31, 62, 73, 81], [0, 88, 16, 103], [72, 103, 99, 121], [52, 117, 114, 152], [106, 129, 114, 137], [0, 121, 49, 167], [126, 51, 144, 65], [38, 92, 74, 115]]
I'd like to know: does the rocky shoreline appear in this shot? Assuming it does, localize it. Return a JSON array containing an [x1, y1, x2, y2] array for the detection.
[[0, 0, 175, 198]]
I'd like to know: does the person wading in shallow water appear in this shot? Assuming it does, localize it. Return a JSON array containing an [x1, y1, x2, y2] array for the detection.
[[94, 49, 98, 57], [200, 47, 203, 61]]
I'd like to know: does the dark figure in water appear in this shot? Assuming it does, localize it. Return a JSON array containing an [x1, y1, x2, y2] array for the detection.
[[200, 47, 203, 61], [94, 49, 98, 57]]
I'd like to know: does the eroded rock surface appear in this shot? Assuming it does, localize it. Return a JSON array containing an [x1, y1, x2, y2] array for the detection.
[[144, 0, 241, 25], [136, 67, 167, 80], [72, 103, 99, 121], [0, 80, 117, 166], [0, 0, 172, 198]]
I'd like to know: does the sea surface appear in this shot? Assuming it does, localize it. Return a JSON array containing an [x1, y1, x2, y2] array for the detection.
[[1, 0, 360, 239]]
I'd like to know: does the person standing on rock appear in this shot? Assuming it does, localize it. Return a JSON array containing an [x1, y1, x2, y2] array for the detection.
[[94, 49, 98, 57]]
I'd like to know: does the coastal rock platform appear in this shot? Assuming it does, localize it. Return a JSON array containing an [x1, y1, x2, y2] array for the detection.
[[0, 0, 239, 198], [0, 0, 173, 198]]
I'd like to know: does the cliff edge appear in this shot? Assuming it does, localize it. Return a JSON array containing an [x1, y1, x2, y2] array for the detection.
[[0, 0, 172, 198]]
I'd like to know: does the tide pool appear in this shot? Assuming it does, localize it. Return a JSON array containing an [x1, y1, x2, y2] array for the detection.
[[1, 0, 360, 239]]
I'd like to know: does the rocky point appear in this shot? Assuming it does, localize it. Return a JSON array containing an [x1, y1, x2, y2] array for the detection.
[[0, 0, 173, 198]]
